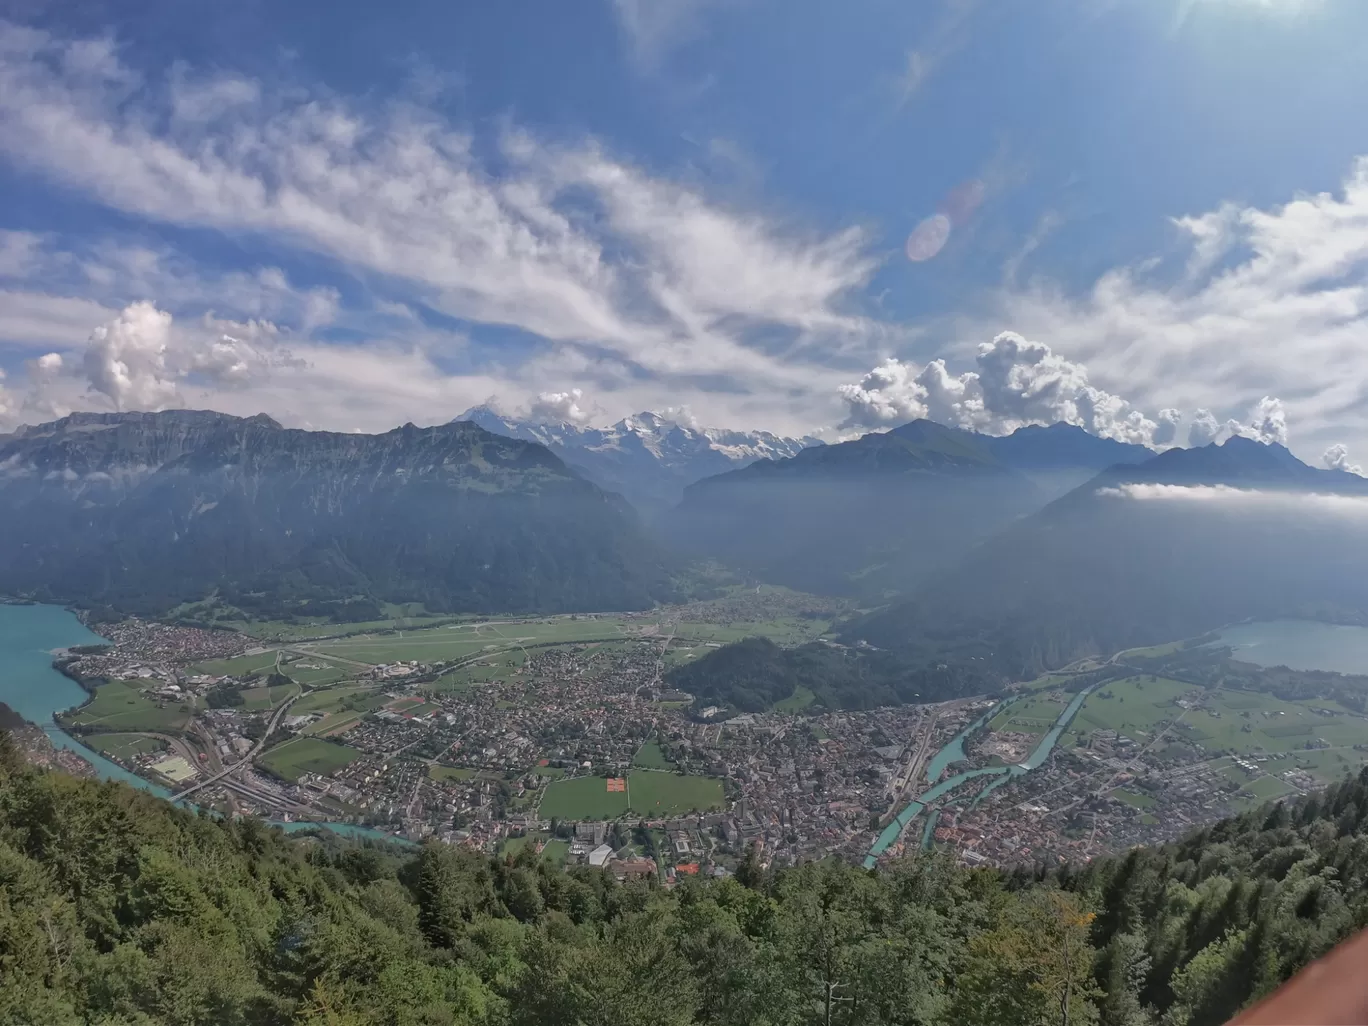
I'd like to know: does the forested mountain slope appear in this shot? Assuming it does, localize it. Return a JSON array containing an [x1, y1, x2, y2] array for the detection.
[[6, 738, 1368, 1026], [0, 411, 676, 619], [665, 420, 1153, 598], [850, 436, 1368, 674]]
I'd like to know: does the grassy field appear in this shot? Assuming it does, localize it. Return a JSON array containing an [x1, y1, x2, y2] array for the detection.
[[774, 686, 818, 713], [427, 651, 527, 694], [1068, 677, 1195, 740], [538, 771, 726, 819], [303, 617, 650, 665], [633, 742, 672, 768], [278, 659, 351, 686], [240, 682, 299, 711], [1111, 788, 1158, 808], [64, 681, 191, 732], [258, 737, 361, 781], [87, 732, 167, 760], [989, 694, 1069, 739], [430, 765, 478, 782], [187, 651, 282, 679]]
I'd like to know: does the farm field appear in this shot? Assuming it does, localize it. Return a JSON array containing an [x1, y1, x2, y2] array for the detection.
[[290, 685, 383, 716], [64, 681, 191, 732], [989, 694, 1069, 739], [538, 771, 727, 819], [240, 682, 299, 711], [258, 737, 360, 781], [87, 732, 166, 761], [427, 651, 527, 694], [188, 651, 281, 679], [302, 616, 651, 665], [278, 659, 351, 686], [1067, 677, 1195, 739]]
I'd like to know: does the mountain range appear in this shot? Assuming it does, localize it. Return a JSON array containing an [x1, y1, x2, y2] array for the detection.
[[664, 419, 1155, 597], [0, 410, 676, 620], [849, 435, 1368, 672], [455, 405, 821, 514]]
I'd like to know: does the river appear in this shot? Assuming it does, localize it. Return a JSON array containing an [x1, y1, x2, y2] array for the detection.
[[0, 603, 408, 845], [1216, 620, 1368, 675], [864, 684, 1099, 868]]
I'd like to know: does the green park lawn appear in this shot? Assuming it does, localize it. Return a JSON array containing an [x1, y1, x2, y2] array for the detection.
[[258, 737, 361, 781], [633, 742, 673, 768]]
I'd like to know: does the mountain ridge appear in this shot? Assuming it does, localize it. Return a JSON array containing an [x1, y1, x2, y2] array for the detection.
[[0, 409, 677, 620]]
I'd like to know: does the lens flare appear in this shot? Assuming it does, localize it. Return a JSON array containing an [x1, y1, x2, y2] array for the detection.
[[906, 213, 952, 262]]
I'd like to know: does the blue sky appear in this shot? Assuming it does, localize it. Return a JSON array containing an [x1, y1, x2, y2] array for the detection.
[[1, 0, 1367, 464]]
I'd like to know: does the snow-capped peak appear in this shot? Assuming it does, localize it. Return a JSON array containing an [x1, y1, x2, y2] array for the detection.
[[451, 405, 822, 512]]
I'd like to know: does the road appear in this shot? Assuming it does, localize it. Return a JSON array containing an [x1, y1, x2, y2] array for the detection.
[[171, 689, 303, 800]]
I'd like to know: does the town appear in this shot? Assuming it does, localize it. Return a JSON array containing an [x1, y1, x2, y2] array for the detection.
[[45, 609, 1368, 881]]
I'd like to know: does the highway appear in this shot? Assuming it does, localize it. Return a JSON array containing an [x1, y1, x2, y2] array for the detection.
[[171, 689, 302, 800]]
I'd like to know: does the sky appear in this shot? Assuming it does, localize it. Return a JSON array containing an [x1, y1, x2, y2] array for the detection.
[[1, 0, 1367, 466]]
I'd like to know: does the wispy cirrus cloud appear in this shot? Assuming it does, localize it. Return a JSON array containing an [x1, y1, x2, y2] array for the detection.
[[0, 19, 890, 432]]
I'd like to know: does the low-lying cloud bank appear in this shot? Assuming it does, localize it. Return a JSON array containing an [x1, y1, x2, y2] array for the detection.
[[1097, 483, 1368, 518]]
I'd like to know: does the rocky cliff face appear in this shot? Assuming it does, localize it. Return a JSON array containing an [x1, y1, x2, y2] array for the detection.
[[0, 411, 676, 619]]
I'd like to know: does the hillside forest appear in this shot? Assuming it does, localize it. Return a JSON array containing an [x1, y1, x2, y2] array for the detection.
[[4, 736, 1368, 1026]]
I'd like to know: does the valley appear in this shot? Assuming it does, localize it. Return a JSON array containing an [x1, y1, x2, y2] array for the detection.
[[16, 590, 1368, 877]]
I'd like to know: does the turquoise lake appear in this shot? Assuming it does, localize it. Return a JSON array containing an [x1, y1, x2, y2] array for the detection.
[[1216, 620, 1368, 675], [0, 603, 407, 844]]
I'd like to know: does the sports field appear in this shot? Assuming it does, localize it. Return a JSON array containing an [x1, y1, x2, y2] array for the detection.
[[258, 737, 361, 781], [64, 681, 191, 732], [539, 770, 725, 819]]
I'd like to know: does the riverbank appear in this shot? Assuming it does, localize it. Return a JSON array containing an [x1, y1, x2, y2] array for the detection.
[[0, 603, 409, 847]]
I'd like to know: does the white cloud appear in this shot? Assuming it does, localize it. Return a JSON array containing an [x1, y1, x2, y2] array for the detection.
[[987, 157, 1368, 459], [1324, 444, 1363, 476], [837, 330, 1163, 444], [1097, 482, 1368, 518], [82, 301, 179, 411], [0, 21, 882, 414], [526, 388, 594, 426]]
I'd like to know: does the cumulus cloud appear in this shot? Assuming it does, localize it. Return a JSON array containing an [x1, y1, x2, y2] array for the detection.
[[82, 301, 179, 410], [837, 331, 1163, 444], [986, 156, 1368, 460], [1324, 444, 1364, 476], [525, 388, 594, 426], [1183, 397, 1289, 448], [1097, 482, 1368, 518], [1189, 409, 1222, 447]]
